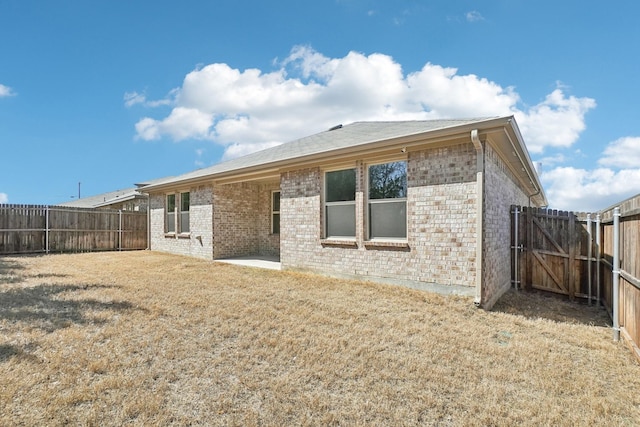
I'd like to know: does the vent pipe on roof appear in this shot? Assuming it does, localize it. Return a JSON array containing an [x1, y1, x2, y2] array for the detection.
[[328, 124, 343, 131]]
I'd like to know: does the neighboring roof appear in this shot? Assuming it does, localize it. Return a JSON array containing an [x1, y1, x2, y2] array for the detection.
[[140, 116, 547, 206], [57, 187, 144, 208], [57, 176, 172, 209]]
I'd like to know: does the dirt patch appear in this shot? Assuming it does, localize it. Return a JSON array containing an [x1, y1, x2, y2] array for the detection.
[[1, 251, 639, 426]]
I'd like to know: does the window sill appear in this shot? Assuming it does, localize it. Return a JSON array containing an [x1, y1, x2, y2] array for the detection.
[[363, 240, 410, 251], [321, 238, 358, 248], [164, 232, 191, 239]]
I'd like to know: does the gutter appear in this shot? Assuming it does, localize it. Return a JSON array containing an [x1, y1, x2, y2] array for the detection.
[[471, 129, 484, 306]]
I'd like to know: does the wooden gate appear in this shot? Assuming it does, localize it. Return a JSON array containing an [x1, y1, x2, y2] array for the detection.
[[511, 206, 596, 301]]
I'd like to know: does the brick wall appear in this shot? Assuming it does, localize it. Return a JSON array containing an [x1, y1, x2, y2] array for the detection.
[[280, 167, 322, 268], [213, 182, 259, 258], [481, 142, 531, 309], [147, 140, 536, 305], [256, 181, 281, 257], [280, 144, 479, 293], [213, 181, 280, 259], [149, 185, 213, 259]]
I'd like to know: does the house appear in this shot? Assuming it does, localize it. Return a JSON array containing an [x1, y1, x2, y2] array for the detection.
[[57, 178, 174, 212], [58, 187, 148, 211], [140, 116, 546, 309]]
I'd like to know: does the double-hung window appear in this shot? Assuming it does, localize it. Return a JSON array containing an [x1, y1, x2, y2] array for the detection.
[[166, 191, 190, 234], [272, 191, 281, 234], [180, 192, 190, 233], [325, 168, 356, 238], [166, 194, 176, 233], [368, 161, 407, 239]]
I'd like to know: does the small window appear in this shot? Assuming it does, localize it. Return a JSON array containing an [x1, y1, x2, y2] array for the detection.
[[325, 168, 356, 238], [166, 194, 176, 233], [368, 161, 407, 239], [180, 192, 190, 233], [272, 191, 280, 234]]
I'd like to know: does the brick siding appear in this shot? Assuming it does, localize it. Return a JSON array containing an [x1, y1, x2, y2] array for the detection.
[[149, 185, 213, 259], [280, 144, 479, 293], [148, 140, 536, 305], [481, 143, 531, 308], [213, 181, 279, 259]]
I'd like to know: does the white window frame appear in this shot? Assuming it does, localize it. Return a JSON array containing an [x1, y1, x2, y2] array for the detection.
[[165, 191, 190, 235], [179, 191, 190, 234], [165, 194, 176, 234], [366, 160, 408, 241], [271, 190, 280, 234], [324, 167, 357, 239]]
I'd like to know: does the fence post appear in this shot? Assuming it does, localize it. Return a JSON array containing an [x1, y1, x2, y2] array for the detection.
[[512, 206, 520, 291], [568, 212, 576, 300], [596, 213, 601, 305], [526, 206, 533, 290], [45, 205, 50, 254], [613, 206, 620, 342], [118, 210, 122, 251], [587, 213, 592, 305]]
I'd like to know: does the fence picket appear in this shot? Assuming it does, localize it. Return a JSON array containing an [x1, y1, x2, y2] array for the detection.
[[513, 201, 640, 363], [0, 204, 147, 255]]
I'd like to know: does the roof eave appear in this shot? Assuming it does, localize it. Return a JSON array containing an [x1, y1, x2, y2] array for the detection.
[[141, 117, 517, 193], [482, 117, 547, 207]]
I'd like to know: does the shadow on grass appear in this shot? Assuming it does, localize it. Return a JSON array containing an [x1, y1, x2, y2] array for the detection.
[[0, 257, 27, 284], [493, 288, 612, 327], [1, 255, 71, 284], [0, 283, 138, 333], [0, 344, 40, 363]]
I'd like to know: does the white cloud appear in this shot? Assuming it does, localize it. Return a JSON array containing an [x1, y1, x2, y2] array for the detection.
[[599, 136, 640, 168], [124, 91, 147, 107], [466, 11, 484, 22], [124, 90, 174, 108], [222, 141, 282, 161], [538, 135, 640, 211], [515, 88, 596, 154], [0, 84, 16, 97], [542, 166, 640, 212], [406, 63, 519, 117], [135, 107, 213, 141], [0, 193, 7, 203], [537, 153, 566, 167], [131, 46, 595, 164]]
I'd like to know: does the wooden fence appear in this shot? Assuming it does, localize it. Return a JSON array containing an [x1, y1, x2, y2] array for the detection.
[[600, 197, 640, 361], [511, 206, 594, 299], [511, 202, 640, 362], [0, 204, 147, 255]]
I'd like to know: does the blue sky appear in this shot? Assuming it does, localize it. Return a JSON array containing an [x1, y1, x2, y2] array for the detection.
[[1, 0, 639, 212]]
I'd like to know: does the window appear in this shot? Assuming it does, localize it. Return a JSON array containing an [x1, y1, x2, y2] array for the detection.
[[368, 161, 407, 239], [166, 194, 176, 233], [166, 192, 190, 234], [272, 191, 280, 234], [325, 168, 356, 238], [180, 192, 190, 233]]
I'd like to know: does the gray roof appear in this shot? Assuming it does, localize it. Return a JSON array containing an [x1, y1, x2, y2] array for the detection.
[[57, 187, 143, 208], [142, 118, 499, 191]]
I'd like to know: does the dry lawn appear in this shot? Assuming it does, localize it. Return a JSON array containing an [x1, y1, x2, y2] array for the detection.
[[1, 251, 639, 426]]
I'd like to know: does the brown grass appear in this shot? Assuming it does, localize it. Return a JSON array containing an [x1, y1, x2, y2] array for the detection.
[[1, 251, 639, 426]]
